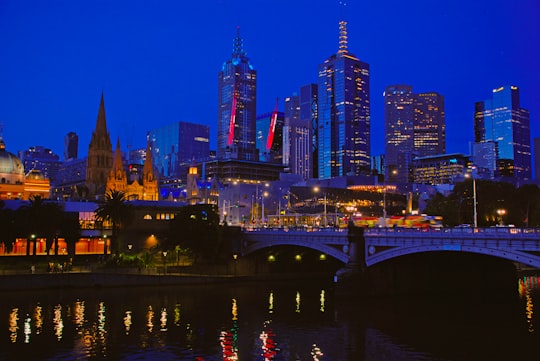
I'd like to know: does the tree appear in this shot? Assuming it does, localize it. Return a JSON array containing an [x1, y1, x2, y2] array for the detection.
[[94, 190, 133, 255], [0, 201, 17, 254], [168, 204, 222, 263], [21, 195, 64, 256], [60, 212, 81, 258]]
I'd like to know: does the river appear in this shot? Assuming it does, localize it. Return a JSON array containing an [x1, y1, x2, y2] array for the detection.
[[0, 274, 539, 360]]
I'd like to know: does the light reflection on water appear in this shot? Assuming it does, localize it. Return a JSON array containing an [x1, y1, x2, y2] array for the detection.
[[0, 278, 539, 360]]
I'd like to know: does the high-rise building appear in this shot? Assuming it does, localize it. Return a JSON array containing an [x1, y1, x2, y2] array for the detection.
[[413, 92, 445, 156], [317, 21, 370, 179], [149, 121, 210, 180], [217, 27, 257, 161], [384, 85, 414, 183], [474, 86, 531, 180], [86, 92, 113, 199], [19, 145, 61, 182], [256, 109, 284, 164], [300, 84, 318, 179], [64, 132, 78, 161], [384, 85, 446, 183], [534, 137, 540, 182]]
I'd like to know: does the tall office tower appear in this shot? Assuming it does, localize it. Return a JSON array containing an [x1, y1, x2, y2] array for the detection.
[[256, 109, 284, 164], [384, 85, 414, 183], [385, 86, 446, 183], [300, 84, 318, 179], [217, 27, 257, 161], [64, 132, 78, 160], [534, 137, 540, 182], [149, 121, 210, 180], [86, 92, 113, 199], [413, 92, 445, 156], [474, 86, 531, 180], [317, 21, 370, 179]]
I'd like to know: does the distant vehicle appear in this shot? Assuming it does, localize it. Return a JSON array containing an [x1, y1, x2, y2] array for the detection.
[[456, 224, 472, 228]]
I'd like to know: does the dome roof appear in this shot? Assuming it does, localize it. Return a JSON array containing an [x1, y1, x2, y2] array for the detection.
[[25, 169, 45, 180], [0, 138, 25, 182]]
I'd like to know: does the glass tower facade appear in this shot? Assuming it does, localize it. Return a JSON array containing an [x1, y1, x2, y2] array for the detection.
[[384, 85, 446, 183], [474, 86, 531, 180], [317, 21, 370, 179], [217, 27, 257, 161], [149, 121, 210, 179]]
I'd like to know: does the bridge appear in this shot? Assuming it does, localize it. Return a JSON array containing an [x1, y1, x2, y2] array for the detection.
[[241, 227, 540, 269]]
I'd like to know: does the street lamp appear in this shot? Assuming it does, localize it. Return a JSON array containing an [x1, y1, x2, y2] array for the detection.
[[465, 169, 477, 228], [262, 191, 268, 226], [162, 250, 168, 274], [497, 208, 506, 226], [314, 186, 327, 227]]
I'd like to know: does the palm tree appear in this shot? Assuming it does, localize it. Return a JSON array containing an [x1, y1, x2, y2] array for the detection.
[[22, 195, 63, 256], [95, 190, 133, 255], [60, 212, 81, 258]]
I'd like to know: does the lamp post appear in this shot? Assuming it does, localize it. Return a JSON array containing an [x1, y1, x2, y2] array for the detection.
[[314, 186, 327, 227], [232, 253, 238, 275], [497, 208, 506, 226], [465, 169, 477, 228], [262, 191, 268, 226], [162, 250, 168, 274]]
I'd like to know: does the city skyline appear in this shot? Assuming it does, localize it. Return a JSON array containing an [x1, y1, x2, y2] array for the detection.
[[1, 0, 538, 162]]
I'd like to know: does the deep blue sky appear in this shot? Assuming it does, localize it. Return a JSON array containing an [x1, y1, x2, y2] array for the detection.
[[1, 0, 538, 160]]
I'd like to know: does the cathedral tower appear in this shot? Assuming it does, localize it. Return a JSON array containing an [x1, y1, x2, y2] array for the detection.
[[86, 92, 113, 199]]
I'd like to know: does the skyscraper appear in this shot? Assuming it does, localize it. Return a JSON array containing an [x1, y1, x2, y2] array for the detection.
[[149, 121, 210, 180], [64, 131, 78, 161], [384, 85, 414, 182], [317, 21, 370, 179], [474, 86, 531, 180], [256, 109, 284, 164], [384, 85, 446, 183], [217, 27, 257, 161]]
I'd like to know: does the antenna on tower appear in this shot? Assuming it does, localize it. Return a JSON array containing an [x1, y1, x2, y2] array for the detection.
[[338, 1, 348, 54]]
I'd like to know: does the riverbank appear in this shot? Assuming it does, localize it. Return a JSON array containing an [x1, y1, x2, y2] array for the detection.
[[0, 269, 334, 291]]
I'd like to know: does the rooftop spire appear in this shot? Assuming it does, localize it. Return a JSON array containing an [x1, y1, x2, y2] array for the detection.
[[232, 26, 246, 58], [0, 122, 4, 150], [338, 20, 348, 54], [95, 91, 108, 134]]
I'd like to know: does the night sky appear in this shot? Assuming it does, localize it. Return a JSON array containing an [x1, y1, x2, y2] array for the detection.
[[1, 0, 538, 161]]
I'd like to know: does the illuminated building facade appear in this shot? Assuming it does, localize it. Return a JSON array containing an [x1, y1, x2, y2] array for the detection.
[[384, 85, 445, 183], [217, 27, 258, 161], [106, 139, 159, 200], [317, 20, 370, 179], [412, 153, 470, 185], [474, 85, 531, 180], [19, 145, 61, 182], [0, 136, 50, 200], [86, 92, 113, 199], [149, 121, 210, 180], [256, 110, 284, 164]]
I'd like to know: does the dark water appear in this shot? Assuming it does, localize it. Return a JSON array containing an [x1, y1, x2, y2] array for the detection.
[[0, 275, 539, 361]]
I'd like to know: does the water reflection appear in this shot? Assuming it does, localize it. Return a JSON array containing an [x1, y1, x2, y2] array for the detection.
[[0, 278, 539, 360]]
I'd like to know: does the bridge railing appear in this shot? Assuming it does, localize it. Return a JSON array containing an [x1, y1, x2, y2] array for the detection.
[[364, 227, 540, 238]]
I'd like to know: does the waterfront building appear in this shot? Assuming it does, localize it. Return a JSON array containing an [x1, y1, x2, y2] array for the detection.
[[217, 27, 258, 161], [149, 121, 210, 180], [412, 153, 471, 185], [473, 85, 531, 180], [85, 92, 113, 199], [384, 85, 446, 183], [0, 136, 50, 200], [18, 145, 61, 182], [64, 131, 78, 161], [317, 20, 370, 179]]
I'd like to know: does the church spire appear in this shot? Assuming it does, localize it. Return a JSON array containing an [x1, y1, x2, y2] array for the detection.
[[112, 137, 123, 173], [96, 91, 108, 134]]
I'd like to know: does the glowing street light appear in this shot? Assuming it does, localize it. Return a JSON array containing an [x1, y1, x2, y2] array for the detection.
[[465, 168, 477, 228], [313, 186, 327, 227], [497, 208, 506, 226]]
